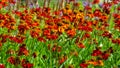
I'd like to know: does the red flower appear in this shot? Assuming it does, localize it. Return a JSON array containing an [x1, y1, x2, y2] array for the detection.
[[115, 38, 120, 45], [113, 13, 119, 18], [54, 11, 60, 15], [83, 33, 90, 38], [35, 7, 41, 12], [101, 52, 110, 60], [92, 0, 100, 4], [84, 6, 92, 10], [77, 43, 85, 48], [18, 44, 29, 56], [18, 24, 29, 34], [112, 39, 117, 44], [31, 21, 39, 27], [57, 46, 62, 52], [13, 10, 22, 16], [92, 49, 102, 56], [43, 29, 51, 36], [102, 31, 112, 38], [22, 63, 33, 68], [50, 34, 58, 40], [21, 59, 33, 68], [0, 64, 5, 68], [37, 37, 46, 42], [78, 25, 92, 32], [67, 29, 76, 37], [7, 56, 21, 65], [80, 62, 88, 68], [1, 34, 9, 43], [9, 0, 16, 4], [30, 30, 39, 38], [52, 45, 57, 52], [93, 9, 102, 17], [7, 56, 15, 65], [59, 56, 67, 64], [0, 1, 8, 7], [102, 3, 112, 9], [9, 36, 25, 44]]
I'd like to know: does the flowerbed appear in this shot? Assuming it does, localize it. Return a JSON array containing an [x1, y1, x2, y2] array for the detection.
[[0, 0, 120, 68]]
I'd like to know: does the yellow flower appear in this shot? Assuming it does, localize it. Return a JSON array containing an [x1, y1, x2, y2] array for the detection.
[[98, 60, 104, 66], [63, 8, 72, 15], [58, 26, 65, 33], [86, 60, 104, 66]]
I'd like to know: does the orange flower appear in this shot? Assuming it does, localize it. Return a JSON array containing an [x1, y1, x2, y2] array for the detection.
[[32, 21, 39, 27], [62, 8, 72, 15], [30, 30, 39, 38], [87, 60, 98, 66], [99, 14, 108, 22], [58, 26, 65, 33], [59, 56, 67, 64], [86, 12, 94, 18], [0, 4, 2, 9], [1, 0, 8, 3], [86, 59, 104, 66], [67, 29, 76, 37]]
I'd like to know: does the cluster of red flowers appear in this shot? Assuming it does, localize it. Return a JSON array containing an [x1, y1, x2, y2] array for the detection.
[[7, 56, 33, 68], [6, 44, 34, 68], [80, 47, 113, 68], [0, 0, 16, 9]]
